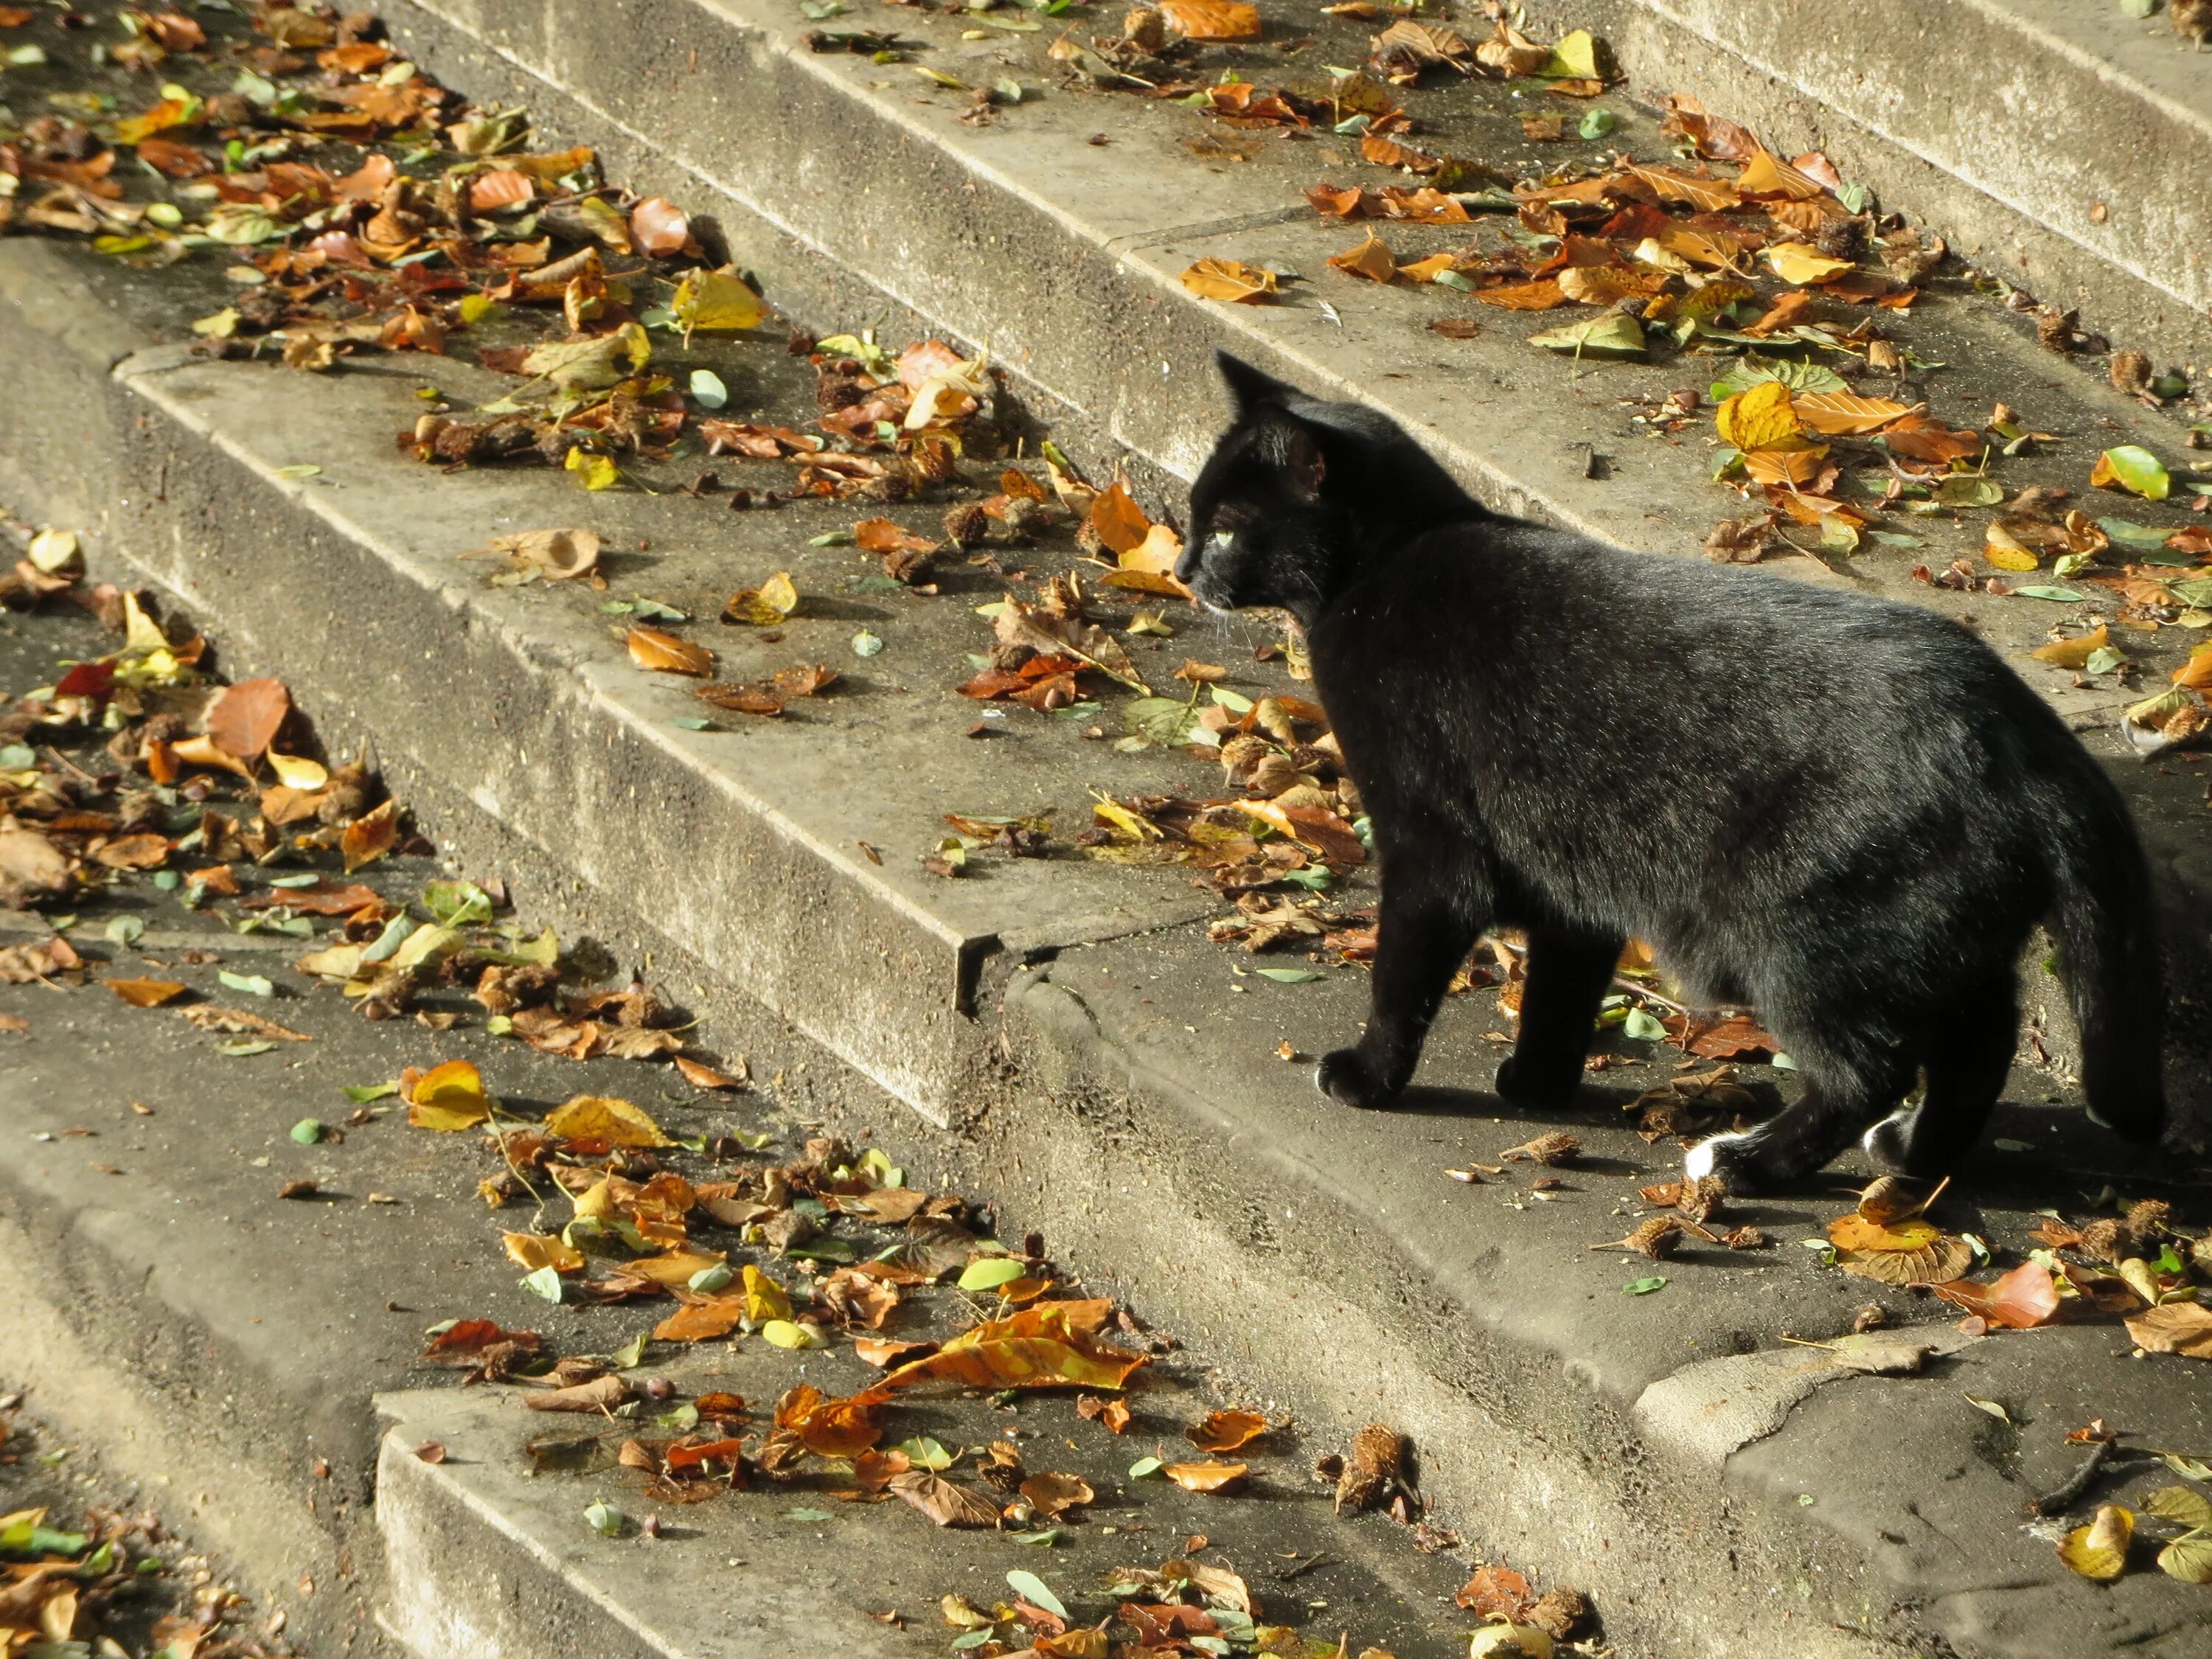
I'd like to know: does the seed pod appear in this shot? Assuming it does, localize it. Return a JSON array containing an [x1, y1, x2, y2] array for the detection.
[[942, 501, 991, 548], [1502, 1131, 1580, 1166], [1526, 1587, 1592, 1640], [1334, 1422, 1403, 1513]]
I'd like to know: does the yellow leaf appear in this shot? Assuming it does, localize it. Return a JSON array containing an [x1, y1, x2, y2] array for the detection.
[[1716, 381, 1812, 453], [544, 1093, 672, 1148], [1983, 522, 2040, 571], [762, 1318, 827, 1349], [670, 267, 764, 334], [724, 570, 799, 624], [1792, 392, 1916, 435], [1736, 149, 1828, 201], [744, 1263, 793, 1323], [1629, 164, 1741, 213], [1766, 242, 1855, 285], [1540, 27, 1602, 80], [2057, 1505, 2132, 1580], [503, 1231, 583, 1274], [625, 1248, 727, 1288], [407, 1059, 490, 1130], [2032, 626, 2111, 669], [267, 752, 329, 790], [564, 447, 620, 491], [626, 627, 714, 676], [1178, 258, 1278, 303]]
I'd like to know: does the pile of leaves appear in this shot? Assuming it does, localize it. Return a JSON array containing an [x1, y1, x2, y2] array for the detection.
[[0, 1411, 289, 1659]]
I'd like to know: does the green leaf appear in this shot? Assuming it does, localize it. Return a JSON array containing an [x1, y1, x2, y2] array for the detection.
[[851, 629, 884, 658], [583, 1500, 624, 1537], [2098, 517, 2174, 547], [1576, 108, 1615, 141], [689, 369, 729, 409], [1708, 355, 1847, 399], [2011, 585, 2087, 602], [289, 1118, 324, 1144], [1528, 310, 1645, 358], [218, 1040, 276, 1057], [2157, 1532, 2212, 1585], [2084, 646, 2129, 675], [521, 1265, 565, 1302], [1621, 1007, 1666, 1041], [2095, 445, 2171, 501], [1006, 1571, 1068, 1621], [1129, 1456, 1165, 1478], [1122, 697, 1203, 748], [422, 879, 493, 927], [1254, 967, 1324, 984], [1624, 1276, 1667, 1295], [218, 970, 275, 998], [688, 1262, 735, 1293], [785, 1506, 836, 1522], [959, 1257, 1029, 1291], [1933, 475, 2003, 509], [896, 1436, 955, 1471], [1010, 1528, 1060, 1546]]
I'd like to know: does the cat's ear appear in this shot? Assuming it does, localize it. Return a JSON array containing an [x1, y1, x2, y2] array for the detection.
[[1248, 403, 1329, 502], [1215, 349, 1301, 415]]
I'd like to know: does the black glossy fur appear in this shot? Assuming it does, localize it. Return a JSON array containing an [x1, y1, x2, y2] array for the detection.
[[1178, 352, 2166, 1190]]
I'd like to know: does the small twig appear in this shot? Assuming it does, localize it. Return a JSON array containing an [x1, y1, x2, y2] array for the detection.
[[42, 745, 98, 789], [1275, 1553, 1329, 1582], [1612, 976, 1694, 1017], [2028, 1439, 2113, 1517]]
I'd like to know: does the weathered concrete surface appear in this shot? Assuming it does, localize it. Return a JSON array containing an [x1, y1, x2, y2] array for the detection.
[[4, 8, 2212, 1654], [375, 1353, 1475, 1659], [1528, 0, 2212, 366]]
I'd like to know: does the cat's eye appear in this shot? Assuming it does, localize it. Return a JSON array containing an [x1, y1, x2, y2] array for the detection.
[[1207, 529, 1237, 553]]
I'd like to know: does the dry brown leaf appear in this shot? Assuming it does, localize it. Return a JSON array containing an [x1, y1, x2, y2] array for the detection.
[[1327, 233, 1398, 283], [205, 677, 290, 762], [1180, 259, 1279, 303], [2126, 1301, 2212, 1358], [869, 1299, 1146, 1396], [1927, 1261, 2063, 1328], [1159, 0, 1260, 41], [888, 1471, 1001, 1528], [523, 1373, 629, 1413], [1019, 1470, 1096, 1516], [341, 799, 400, 873], [177, 1005, 310, 1041], [1473, 277, 1567, 310], [1834, 1235, 1974, 1287]]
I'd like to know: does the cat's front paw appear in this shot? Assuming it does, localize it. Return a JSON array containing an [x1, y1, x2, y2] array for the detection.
[[1860, 1110, 1915, 1175], [1494, 1051, 1582, 1111], [1316, 1048, 1396, 1111]]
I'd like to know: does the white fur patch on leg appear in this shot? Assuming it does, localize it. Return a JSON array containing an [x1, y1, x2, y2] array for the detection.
[[1860, 1109, 1913, 1158], [1683, 1130, 1755, 1181]]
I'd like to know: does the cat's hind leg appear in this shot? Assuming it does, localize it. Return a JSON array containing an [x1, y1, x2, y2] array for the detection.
[[1495, 928, 1625, 1109], [1686, 1032, 1911, 1192], [1863, 972, 2017, 1177], [1318, 858, 1488, 1110]]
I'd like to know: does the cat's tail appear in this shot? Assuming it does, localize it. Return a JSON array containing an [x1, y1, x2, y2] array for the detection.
[[2045, 776, 2166, 1144]]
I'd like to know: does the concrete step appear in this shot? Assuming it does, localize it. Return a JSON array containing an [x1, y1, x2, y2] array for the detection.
[[6, 7, 2212, 1657], [1535, 0, 2212, 366]]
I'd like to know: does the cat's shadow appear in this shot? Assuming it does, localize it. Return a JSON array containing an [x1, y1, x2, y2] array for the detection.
[[1383, 1081, 1652, 1179]]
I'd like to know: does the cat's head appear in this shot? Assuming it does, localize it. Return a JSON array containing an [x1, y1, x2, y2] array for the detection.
[[1176, 352, 1464, 622]]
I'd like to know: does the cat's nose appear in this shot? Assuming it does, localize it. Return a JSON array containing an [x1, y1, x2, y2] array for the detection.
[[1174, 532, 1208, 584]]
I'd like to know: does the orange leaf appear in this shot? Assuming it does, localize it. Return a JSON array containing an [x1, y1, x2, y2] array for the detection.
[[1159, 0, 1261, 41], [775, 1384, 883, 1455], [1091, 484, 1153, 557], [868, 1300, 1144, 1396], [627, 627, 715, 676], [341, 799, 400, 873], [1178, 258, 1278, 304], [1793, 391, 1918, 435], [1078, 1394, 1133, 1433], [465, 169, 533, 213], [1186, 1409, 1270, 1453], [1164, 1460, 1248, 1492], [107, 977, 187, 1008], [1455, 1565, 1535, 1618], [1472, 277, 1566, 310], [1736, 147, 1827, 201], [205, 677, 291, 762], [1627, 165, 1740, 213], [1326, 233, 1397, 283], [654, 1295, 747, 1343], [1927, 1262, 2062, 1328], [629, 195, 690, 257]]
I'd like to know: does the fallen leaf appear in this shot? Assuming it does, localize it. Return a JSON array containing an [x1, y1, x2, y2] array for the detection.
[[178, 1005, 310, 1041], [504, 1231, 585, 1273], [341, 799, 400, 874], [1164, 1460, 1248, 1492], [524, 1373, 629, 1413], [1019, 1470, 1096, 1517], [406, 1059, 492, 1130], [205, 677, 290, 762], [1180, 259, 1278, 303], [1472, 277, 1567, 310], [870, 1299, 1146, 1395], [1160, 0, 1261, 41], [545, 1093, 673, 1150], [888, 1471, 1001, 1528], [107, 977, 188, 1008], [627, 627, 715, 676], [2126, 1301, 2212, 1359], [1327, 233, 1398, 283], [2057, 1504, 2132, 1580], [1927, 1262, 2062, 1328], [2091, 445, 2171, 501], [1186, 1409, 1270, 1453], [723, 571, 800, 625]]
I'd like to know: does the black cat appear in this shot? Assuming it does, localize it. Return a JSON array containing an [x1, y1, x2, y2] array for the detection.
[[1176, 352, 2166, 1190]]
